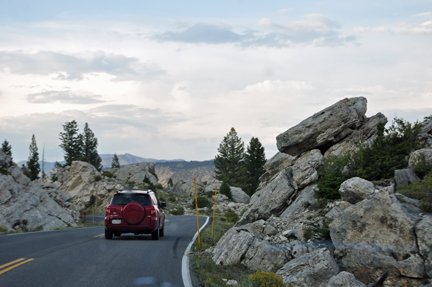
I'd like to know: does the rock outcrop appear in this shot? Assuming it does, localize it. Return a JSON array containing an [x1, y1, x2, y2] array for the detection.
[[276, 97, 368, 156], [57, 161, 158, 209], [210, 97, 432, 287], [0, 150, 78, 231]]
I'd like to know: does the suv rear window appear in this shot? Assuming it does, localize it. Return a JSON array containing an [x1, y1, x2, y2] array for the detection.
[[111, 193, 151, 206]]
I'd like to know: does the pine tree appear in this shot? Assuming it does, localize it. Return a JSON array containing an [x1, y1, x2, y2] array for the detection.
[[111, 153, 120, 168], [1, 139, 12, 164], [41, 144, 46, 182], [82, 123, 102, 171], [27, 134, 40, 181], [219, 180, 232, 200], [214, 127, 246, 187], [244, 137, 266, 195], [167, 178, 174, 187], [59, 120, 83, 166]]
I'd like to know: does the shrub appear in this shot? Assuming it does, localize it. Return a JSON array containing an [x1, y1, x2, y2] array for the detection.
[[171, 206, 185, 215], [155, 183, 163, 190], [398, 170, 432, 212], [94, 175, 102, 181], [80, 156, 89, 163], [102, 171, 113, 178], [315, 219, 332, 240], [309, 199, 328, 210], [303, 227, 313, 241], [220, 181, 232, 200], [0, 168, 10, 175], [224, 210, 239, 223], [191, 196, 212, 209], [0, 225, 8, 233], [85, 195, 97, 209], [411, 153, 432, 179], [169, 195, 176, 202], [248, 270, 285, 287], [317, 117, 423, 199]]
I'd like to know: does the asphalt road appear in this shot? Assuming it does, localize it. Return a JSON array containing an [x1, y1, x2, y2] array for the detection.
[[0, 215, 208, 287]]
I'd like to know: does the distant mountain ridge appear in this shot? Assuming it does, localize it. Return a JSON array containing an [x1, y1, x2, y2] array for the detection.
[[18, 153, 214, 184], [99, 153, 185, 167]]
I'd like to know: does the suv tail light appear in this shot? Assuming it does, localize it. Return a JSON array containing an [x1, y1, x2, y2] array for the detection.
[[150, 206, 157, 215], [106, 206, 117, 214]]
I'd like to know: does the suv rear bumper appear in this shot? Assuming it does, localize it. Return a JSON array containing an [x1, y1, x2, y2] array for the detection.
[[105, 217, 159, 234]]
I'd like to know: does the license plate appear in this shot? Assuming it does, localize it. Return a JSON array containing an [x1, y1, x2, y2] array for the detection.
[[112, 219, 122, 224]]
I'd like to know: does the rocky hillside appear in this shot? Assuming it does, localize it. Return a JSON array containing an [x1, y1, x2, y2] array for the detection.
[[155, 160, 215, 186], [210, 97, 432, 287], [99, 153, 184, 167], [0, 150, 78, 232], [55, 161, 159, 209]]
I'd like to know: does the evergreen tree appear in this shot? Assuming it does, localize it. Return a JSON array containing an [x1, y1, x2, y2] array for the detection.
[[214, 127, 246, 187], [41, 144, 46, 182], [27, 134, 40, 181], [1, 139, 12, 164], [111, 153, 120, 168], [167, 178, 174, 187], [244, 137, 266, 195], [82, 123, 102, 171], [59, 120, 83, 166], [219, 180, 233, 200]]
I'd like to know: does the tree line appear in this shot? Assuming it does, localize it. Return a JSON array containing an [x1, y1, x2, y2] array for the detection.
[[1, 120, 106, 181], [214, 127, 266, 196]]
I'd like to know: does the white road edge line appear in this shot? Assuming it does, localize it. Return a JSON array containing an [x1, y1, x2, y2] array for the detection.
[[182, 216, 210, 287]]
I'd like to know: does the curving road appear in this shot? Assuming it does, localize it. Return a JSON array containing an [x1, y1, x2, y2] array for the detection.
[[0, 215, 208, 287]]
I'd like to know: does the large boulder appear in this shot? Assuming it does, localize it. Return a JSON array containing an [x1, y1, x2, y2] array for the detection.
[[236, 168, 296, 226], [230, 186, 250, 204], [326, 272, 366, 287], [394, 168, 420, 186], [212, 228, 256, 266], [259, 152, 296, 188], [281, 184, 317, 217], [212, 222, 288, 272], [330, 191, 425, 284], [338, 177, 375, 204], [408, 148, 432, 167], [204, 179, 221, 193], [58, 161, 124, 208], [276, 248, 339, 287], [276, 97, 368, 156], [60, 161, 99, 198], [291, 149, 323, 190], [416, 215, 432, 277], [173, 179, 205, 195], [113, 162, 158, 184], [0, 150, 78, 231]]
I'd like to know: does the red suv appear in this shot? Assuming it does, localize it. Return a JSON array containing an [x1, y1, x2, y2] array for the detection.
[[105, 189, 166, 240]]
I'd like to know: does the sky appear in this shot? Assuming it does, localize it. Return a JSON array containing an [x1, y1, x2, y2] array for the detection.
[[0, 0, 431, 163]]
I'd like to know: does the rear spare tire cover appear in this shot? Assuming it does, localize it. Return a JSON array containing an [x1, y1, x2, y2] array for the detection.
[[122, 202, 146, 225]]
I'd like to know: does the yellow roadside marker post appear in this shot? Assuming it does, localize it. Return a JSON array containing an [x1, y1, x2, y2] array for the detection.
[[194, 178, 201, 248], [211, 186, 217, 237]]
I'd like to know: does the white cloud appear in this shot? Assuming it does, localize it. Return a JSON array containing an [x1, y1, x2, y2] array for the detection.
[[151, 14, 356, 47], [356, 20, 432, 35], [256, 14, 356, 46], [0, 50, 164, 81], [414, 12, 432, 18], [277, 8, 293, 14], [26, 90, 106, 104]]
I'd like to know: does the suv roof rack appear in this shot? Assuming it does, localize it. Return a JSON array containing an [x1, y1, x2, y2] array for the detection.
[[116, 189, 153, 194]]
